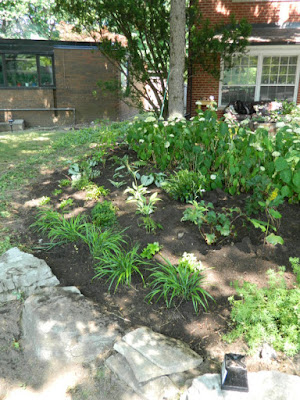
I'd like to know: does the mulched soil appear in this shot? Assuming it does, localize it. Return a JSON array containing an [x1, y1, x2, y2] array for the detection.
[[9, 144, 300, 376]]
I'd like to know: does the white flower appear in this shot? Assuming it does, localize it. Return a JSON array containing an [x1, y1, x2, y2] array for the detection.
[[195, 100, 202, 106], [169, 134, 175, 138], [139, 139, 144, 144], [272, 151, 281, 157], [164, 141, 170, 148], [199, 117, 205, 122], [210, 174, 217, 180], [260, 166, 265, 171], [286, 129, 292, 133]]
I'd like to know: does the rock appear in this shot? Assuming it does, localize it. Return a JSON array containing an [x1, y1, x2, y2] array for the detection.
[[177, 232, 185, 239], [0, 248, 59, 302], [122, 327, 203, 375], [21, 286, 122, 364], [106, 353, 179, 400], [180, 371, 300, 400], [259, 343, 277, 362], [114, 340, 165, 383]]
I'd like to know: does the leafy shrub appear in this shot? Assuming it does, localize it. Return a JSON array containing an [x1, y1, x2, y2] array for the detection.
[[145, 257, 213, 313], [163, 170, 206, 202], [182, 200, 241, 245], [86, 183, 109, 200], [141, 242, 162, 259], [94, 244, 146, 292], [91, 201, 117, 228], [127, 108, 300, 200], [223, 258, 300, 356]]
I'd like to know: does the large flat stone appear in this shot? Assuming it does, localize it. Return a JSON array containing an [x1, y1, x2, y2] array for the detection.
[[123, 327, 203, 375], [21, 286, 122, 364], [114, 340, 165, 383], [0, 248, 59, 302], [180, 371, 300, 400], [106, 353, 179, 400]]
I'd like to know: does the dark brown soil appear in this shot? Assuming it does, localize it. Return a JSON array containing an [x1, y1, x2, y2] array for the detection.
[[9, 145, 300, 376]]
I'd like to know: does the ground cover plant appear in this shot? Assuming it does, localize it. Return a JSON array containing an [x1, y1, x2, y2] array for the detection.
[[0, 111, 299, 376]]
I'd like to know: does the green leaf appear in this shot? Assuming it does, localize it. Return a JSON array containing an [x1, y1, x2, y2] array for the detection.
[[141, 174, 154, 186], [292, 171, 300, 189], [248, 218, 268, 232], [269, 209, 282, 219], [266, 233, 284, 246], [279, 169, 292, 184], [205, 233, 216, 245], [275, 157, 289, 172], [281, 185, 292, 198]]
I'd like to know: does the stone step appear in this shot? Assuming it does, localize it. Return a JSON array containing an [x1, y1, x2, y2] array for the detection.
[[0, 119, 25, 132], [106, 353, 179, 400], [121, 327, 203, 375]]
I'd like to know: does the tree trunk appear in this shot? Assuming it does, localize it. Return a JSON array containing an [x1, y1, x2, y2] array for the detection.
[[168, 0, 186, 119]]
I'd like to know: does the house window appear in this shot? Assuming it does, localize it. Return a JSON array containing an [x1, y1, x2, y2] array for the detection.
[[220, 51, 300, 106], [222, 55, 258, 104], [0, 53, 54, 88], [260, 56, 297, 101]]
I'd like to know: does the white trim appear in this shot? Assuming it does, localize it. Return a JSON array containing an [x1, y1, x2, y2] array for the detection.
[[219, 45, 300, 106]]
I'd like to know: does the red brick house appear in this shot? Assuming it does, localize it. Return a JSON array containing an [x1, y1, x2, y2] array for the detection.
[[188, 0, 300, 116], [0, 38, 131, 128]]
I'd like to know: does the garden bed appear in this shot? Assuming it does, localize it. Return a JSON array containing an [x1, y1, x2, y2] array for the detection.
[[12, 143, 300, 376]]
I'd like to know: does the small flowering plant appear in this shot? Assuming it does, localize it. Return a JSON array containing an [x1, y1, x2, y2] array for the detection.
[[178, 252, 203, 273]]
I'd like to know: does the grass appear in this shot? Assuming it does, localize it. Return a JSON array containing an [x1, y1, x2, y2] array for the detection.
[[0, 124, 125, 251]]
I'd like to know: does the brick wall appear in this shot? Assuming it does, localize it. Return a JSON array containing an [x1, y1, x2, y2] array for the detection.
[[188, 0, 300, 116], [0, 46, 120, 127], [198, 0, 300, 25]]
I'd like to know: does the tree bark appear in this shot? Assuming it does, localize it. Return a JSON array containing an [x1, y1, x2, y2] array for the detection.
[[168, 0, 186, 119]]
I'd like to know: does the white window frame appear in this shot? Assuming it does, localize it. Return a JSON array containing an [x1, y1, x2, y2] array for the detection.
[[219, 45, 300, 107]]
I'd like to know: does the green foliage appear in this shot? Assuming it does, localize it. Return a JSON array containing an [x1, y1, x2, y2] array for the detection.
[[182, 200, 241, 245], [91, 201, 117, 228], [290, 257, 300, 285], [127, 108, 300, 201], [81, 225, 126, 258], [85, 183, 110, 200], [55, 0, 250, 115], [39, 196, 51, 206], [59, 179, 71, 187], [0, 0, 64, 39], [138, 216, 163, 234], [59, 198, 74, 210], [0, 234, 11, 255], [125, 183, 161, 216], [141, 242, 162, 259], [163, 170, 206, 202], [248, 187, 284, 245], [52, 188, 63, 196], [31, 209, 86, 246], [94, 244, 146, 292], [145, 257, 214, 313], [224, 259, 300, 356]]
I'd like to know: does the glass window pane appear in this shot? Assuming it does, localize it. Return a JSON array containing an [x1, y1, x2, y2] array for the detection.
[[281, 57, 288, 65], [264, 57, 271, 65], [288, 65, 296, 75], [222, 85, 255, 105], [271, 57, 280, 65], [287, 75, 295, 84], [271, 66, 279, 75], [289, 56, 297, 65], [6, 54, 38, 87], [261, 75, 269, 84], [260, 86, 294, 102], [39, 56, 54, 86]]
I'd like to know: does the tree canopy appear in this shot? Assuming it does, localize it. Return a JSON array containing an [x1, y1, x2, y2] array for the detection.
[[0, 0, 63, 39]]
